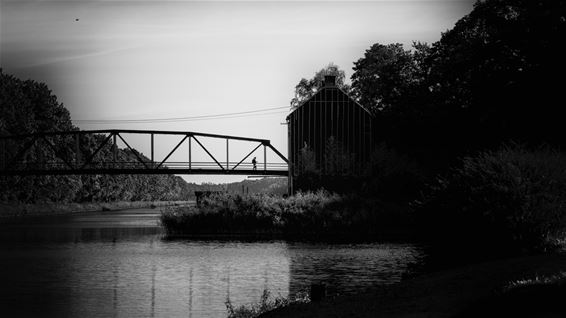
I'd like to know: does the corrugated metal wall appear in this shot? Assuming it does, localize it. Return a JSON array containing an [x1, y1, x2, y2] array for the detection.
[[288, 87, 372, 178]]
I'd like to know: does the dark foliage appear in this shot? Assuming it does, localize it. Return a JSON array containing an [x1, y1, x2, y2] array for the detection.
[[417, 146, 566, 254], [351, 0, 566, 173]]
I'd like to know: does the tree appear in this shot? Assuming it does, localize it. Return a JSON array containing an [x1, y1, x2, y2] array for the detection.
[[426, 0, 566, 147], [349, 0, 566, 169], [290, 63, 351, 109], [350, 43, 430, 115]]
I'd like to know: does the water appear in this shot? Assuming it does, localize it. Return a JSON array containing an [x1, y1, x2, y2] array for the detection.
[[0, 208, 425, 317]]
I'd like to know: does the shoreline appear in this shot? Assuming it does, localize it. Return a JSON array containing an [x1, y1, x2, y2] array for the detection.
[[0, 200, 193, 219], [260, 252, 566, 318]]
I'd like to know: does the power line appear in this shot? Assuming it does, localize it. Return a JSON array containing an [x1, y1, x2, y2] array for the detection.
[[73, 106, 290, 124], [76, 110, 288, 125]]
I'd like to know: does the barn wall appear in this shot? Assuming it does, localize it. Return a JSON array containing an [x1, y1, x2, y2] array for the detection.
[[288, 87, 372, 183]]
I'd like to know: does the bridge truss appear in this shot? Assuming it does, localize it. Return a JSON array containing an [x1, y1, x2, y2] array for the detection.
[[0, 129, 288, 176]]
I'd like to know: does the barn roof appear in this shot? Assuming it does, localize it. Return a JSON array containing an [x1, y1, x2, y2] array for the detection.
[[286, 76, 372, 120]]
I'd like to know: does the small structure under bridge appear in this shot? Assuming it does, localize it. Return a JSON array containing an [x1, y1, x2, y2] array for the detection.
[[0, 129, 288, 177]]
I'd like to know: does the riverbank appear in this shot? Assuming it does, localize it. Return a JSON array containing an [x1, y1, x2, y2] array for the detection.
[[260, 252, 566, 318], [0, 200, 193, 219]]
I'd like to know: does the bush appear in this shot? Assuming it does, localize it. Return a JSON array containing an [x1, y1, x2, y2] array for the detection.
[[363, 143, 424, 201], [417, 145, 566, 253], [160, 190, 412, 238]]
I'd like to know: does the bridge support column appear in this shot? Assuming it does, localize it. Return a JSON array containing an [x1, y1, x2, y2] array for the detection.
[[112, 133, 117, 167], [226, 138, 229, 170], [263, 144, 267, 172], [188, 135, 192, 170], [151, 133, 154, 169]]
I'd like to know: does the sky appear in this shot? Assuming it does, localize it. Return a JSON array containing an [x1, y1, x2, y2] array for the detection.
[[1, 0, 475, 184]]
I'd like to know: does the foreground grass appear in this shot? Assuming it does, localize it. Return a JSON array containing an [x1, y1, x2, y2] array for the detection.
[[259, 253, 566, 318], [456, 271, 566, 317], [226, 290, 309, 318], [160, 190, 411, 238]]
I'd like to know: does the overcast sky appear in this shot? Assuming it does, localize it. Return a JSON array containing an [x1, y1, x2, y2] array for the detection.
[[1, 0, 474, 183]]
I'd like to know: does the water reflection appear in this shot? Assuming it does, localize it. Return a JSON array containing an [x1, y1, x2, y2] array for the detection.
[[0, 209, 425, 317], [287, 243, 424, 297]]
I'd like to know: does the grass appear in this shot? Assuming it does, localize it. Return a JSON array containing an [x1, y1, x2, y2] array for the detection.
[[504, 271, 566, 292], [259, 253, 566, 318], [160, 190, 412, 239], [456, 271, 566, 317], [225, 289, 309, 318]]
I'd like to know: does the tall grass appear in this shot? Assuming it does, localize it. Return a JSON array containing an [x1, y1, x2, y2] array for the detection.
[[225, 289, 309, 318], [417, 145, 566, 253], [160, 190, 411, 238], [457, 272, 566, 317]]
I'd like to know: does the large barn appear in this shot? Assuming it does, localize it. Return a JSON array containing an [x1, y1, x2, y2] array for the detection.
[[286, 75, 373, 192]]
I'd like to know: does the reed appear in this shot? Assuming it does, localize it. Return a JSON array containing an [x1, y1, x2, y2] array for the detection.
[[225, 289, 309, 318]]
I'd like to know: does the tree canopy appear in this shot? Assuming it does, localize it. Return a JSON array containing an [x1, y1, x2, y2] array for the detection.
[[347, 0, 566, 170], [290, 63, 351, 109]]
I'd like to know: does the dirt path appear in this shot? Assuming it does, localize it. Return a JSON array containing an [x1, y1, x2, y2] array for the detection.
[[261, 253, 566, 318]]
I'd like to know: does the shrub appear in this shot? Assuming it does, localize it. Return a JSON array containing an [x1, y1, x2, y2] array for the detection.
[[417, 145, 566, 253], [364, 143, 424, 201], [160, 190, 412, 238]]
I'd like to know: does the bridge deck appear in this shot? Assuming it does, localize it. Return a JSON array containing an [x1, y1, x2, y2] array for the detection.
[[0, 168, 287, 176], [0, 129, 289, 177]]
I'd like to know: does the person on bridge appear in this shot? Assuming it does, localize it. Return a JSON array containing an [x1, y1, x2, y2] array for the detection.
[[252, 157, 257, 170]]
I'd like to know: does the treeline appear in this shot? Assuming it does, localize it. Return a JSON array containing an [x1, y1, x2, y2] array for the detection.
[[0, 70, 193, 203], [350, 0, 566, 165], [197, 178, 288, 196]]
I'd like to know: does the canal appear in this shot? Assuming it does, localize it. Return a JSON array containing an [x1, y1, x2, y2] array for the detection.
[[0, 207, 426, 317]]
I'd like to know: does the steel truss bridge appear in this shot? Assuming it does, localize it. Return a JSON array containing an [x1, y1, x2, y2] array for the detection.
[[0, 129, 288, 176]]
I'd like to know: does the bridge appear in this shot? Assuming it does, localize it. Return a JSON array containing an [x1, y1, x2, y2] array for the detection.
[[0, 129, 288, 176]]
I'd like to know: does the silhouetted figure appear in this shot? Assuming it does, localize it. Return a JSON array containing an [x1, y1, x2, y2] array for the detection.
[[252, 157, 257, 170]]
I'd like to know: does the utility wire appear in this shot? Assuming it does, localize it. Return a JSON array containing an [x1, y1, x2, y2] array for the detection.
[[75, 110, 288, 125], [73, 106, 290, 124]]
